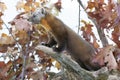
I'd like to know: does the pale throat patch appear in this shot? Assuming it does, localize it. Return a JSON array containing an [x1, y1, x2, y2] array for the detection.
[[29, 8, 46, 24]]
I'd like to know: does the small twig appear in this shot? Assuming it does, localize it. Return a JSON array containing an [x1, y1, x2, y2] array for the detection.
[[77, 0, 85, 10], [21, 54, 26, 80], [77, 0, 109, 47], [77, 3, 81, 34], [21, 31, 31, 80], [3, 22, 22, 50]]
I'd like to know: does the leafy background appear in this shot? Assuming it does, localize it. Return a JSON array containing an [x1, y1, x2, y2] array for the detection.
[[0, 0, 120, 80]]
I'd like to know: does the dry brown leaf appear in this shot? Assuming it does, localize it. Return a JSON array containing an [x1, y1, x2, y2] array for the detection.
[[54, 0, 62, 12], [103, 45, 118, 70], [55, 61, 61, 70], [0, 45, 8, 53], [16, 1, 24, 10], [15, 30, 28, 44], [0, 61, 6, 68], [13, 18, 32, 31], [26, 62, 36, 72], [93, 38, 100, 48], [0, 19, 3, 29], [0, 2, 7, 12], [36, 50, 45, 58], [30, 71, 44, 80], [93, 45, 118, 70], [112, 26, 120, 48], [23, 5, 31, 12], [0, 33, 15, 45], [92, 48, 105, 66], [34, 2, 40, 7], [0, 61, 12, 77]]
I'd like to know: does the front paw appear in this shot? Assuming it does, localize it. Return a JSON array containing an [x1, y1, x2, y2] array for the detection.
[[52, 46, 61, 53]]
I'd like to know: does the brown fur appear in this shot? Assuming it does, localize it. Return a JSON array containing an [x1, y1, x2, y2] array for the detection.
[[39, 13, 101, 71]]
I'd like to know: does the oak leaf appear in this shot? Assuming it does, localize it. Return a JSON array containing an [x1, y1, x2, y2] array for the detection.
[[0, 61, 6, 68], [92, 45, 118, 70], [54, 0, 62, 12], [55, 61, 61, 70], [0, 2, 7, 12], [15, 30, 28, 44], [103, 45, 118, 70], [16, 1, 24, 11], [13, 18, 32, 31], [0, 33, 15, 45]]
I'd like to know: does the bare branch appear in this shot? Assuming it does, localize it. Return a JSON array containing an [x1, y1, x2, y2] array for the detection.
[[77, 0, 109, 47]]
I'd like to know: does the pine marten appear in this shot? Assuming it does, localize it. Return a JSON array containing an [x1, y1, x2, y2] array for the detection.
[[28, 8, 101, 71]]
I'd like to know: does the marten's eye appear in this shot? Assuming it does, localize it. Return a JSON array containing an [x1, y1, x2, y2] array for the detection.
[[41, 8, 44, 14], [32, 14, 36, 18]]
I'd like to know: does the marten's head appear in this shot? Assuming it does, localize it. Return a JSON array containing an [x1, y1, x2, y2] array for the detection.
[[28, 8, 47, 24]]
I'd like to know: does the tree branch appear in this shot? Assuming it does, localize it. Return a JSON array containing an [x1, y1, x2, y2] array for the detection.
[[77, 0, 109, 47], [35, 45, 95, 80], [35, 45, 120, 80]]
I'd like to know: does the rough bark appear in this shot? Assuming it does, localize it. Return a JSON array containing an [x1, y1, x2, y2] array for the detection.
[[35, 45, 120, 80]]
